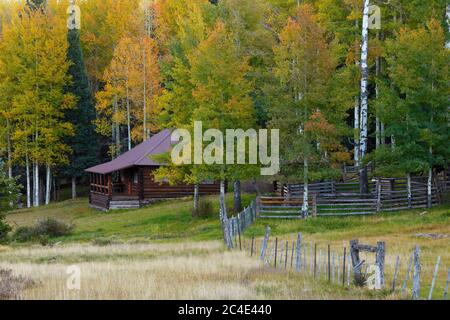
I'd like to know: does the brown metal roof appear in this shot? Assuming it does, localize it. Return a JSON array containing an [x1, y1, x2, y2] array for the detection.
[[85, 129, 173, 174]]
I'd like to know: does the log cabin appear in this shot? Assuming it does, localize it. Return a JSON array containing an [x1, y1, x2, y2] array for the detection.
[[85, 129, 220, 210]]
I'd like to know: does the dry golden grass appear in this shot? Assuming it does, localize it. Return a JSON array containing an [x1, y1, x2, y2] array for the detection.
[[1, 241, 383, 300]]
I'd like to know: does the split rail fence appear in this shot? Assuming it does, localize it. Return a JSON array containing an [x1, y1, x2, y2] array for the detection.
[[268, 176, 446, 218]]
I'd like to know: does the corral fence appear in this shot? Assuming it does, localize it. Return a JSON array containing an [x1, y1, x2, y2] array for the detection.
[[239, 228, 450, 300], [269, 176, 445, 218], [223, 201, 257, 249]]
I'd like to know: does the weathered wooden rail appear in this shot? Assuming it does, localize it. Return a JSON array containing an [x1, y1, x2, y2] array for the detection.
[[258, 196, 308, 219]]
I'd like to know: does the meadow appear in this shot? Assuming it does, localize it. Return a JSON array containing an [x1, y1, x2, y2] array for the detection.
[[1, 196, 449, 300]]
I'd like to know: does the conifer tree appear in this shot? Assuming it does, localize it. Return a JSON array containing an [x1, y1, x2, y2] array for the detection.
[[63, 2, 99, 199]]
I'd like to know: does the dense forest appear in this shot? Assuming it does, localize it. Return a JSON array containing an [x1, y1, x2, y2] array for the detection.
[[0, 0, 449, 211]]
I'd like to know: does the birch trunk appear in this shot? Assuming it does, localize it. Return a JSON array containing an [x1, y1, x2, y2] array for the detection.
[[220, 180, 233, 249], [234, 180, 242, 213], [427, 166, 433, 209], [375, 46, 381, 149], [34, 162, 39, 207], [126, 84, 131, 151], [354, 99, 360, 165], [143, 44, 148, 141], [302, 157, 309, 217], [359, 0, 370, 159], [381, 122, 386, 145], [359, 0, 370, 194], [45, 164, 51, 205], [446, 5, 450, 49], [113, 96, 120, 158], [72, 176, 77, 200], [193, 184, 199, 213], [26, 153, 31, 208], [407, 173, 412, 208]]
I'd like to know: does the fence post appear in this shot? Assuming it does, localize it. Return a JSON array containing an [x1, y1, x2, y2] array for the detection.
[[285, 241, 289, 270], [342, 247, 347, 287], [260, 225, 270, 261], [314, 244, 317, 279], [391, 256, 400, 292], [412, 245, 421, 300], [350, 239, 362, 283], [444, 268, 450, 300], [407, 173, 412, 209], [256, 197, 261, 218], [290, 240, 295, 268], [251, 235, 255, 257], [401, 252, 413, 298], [428, 256, 441, 300], [376, 242, 386, 287], [328, 245, 331, 282], [237, 217, 242, 251], [332, 251, 335, 283], [376, 179, 382, 213], [295, 233, 302, 272], [274, 238, 278, 269]]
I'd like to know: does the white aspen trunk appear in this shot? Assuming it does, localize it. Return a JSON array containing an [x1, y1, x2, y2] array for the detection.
[[194, 184, 199, 212], [126, 88, 131, 151], [446, 5, 450, 49], [359, 0, 370, 160], [34, 162, 39, 207], [219, 180, 232, 249], [391, 135, 396, 149], [26, 153, 31, 208], [113, 96, 120, 158], [302, 157, 309, 217], [407, 173, 412, 208], [45, 164, 51, 205], [359, 0, 370, 194], [427, 167, 432, 209], [72, 176, 77, 200], [354, 99, 360, 165], [143, 44, 147, 141]]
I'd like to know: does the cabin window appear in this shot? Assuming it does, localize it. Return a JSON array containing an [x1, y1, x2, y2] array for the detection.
[[133, 172, 139, 184]]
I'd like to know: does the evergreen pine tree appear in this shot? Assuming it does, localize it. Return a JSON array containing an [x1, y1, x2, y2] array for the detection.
[[63, 29, 99, 199]]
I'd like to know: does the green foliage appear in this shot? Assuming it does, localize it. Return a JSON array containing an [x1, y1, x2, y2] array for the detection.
[[12, 218, 74, 243], [63, 29, 99, 180], [0, 163, 21, 214], [376, 19, 450, 175], [192, 199, 214, 219]]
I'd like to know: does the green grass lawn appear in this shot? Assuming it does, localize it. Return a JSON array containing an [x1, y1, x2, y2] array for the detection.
[[6, 194, 254, 243]]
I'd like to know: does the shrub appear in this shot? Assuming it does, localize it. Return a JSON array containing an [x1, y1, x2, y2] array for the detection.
[[12, 226, 36, 243], [0, 269, 36, 300], [12, 218, 74, 243], [35, 218, 74, 237], [0, 213, 11, 243], [192, 200, 214, 219]]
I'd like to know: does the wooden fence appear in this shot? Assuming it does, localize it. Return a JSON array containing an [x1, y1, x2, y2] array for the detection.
[[226, 201, 257, 247], [271, 175, 445, 217], [240, 230, 450, 300], [258, 196, 310, 219]]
